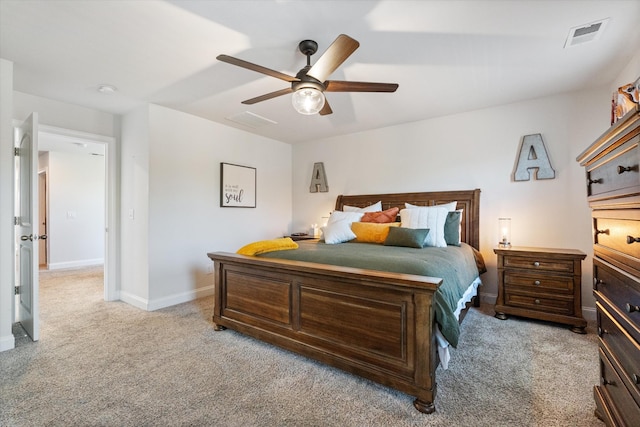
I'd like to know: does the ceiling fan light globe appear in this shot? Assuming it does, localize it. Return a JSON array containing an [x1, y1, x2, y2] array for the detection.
[[292, 88, 325, 115]]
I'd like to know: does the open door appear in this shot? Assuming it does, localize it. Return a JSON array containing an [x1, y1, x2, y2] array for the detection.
[[15, 113, 41, 341]]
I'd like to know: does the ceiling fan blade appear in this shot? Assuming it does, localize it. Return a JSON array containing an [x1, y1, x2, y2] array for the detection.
[[241, 87, 293, 105], [324, 80, 399, 92], [217, 54, 299, 83], [319, 99, 333, 116], [307, 34, 359, 83]]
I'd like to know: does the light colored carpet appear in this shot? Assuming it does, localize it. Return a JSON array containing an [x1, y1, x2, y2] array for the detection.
[[0, 267, 603, 426]]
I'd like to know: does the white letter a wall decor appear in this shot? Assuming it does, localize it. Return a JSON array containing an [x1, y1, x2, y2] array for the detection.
[[309, 162, 329, 192], [513, 134, 555, 181]]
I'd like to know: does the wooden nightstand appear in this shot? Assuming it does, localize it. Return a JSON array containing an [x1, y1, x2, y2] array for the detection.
[[284, 234, 318, 242], [494, 246, 587, 333]]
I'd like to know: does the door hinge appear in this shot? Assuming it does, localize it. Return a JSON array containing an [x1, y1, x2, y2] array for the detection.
[[14, 286, 20, 295], [14, 147, 19, 156], [14, 216, 19, 225]]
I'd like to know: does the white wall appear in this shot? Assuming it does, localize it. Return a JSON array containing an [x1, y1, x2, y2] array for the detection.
[[120, 104, 150, 306], [45, 151, 105, 269], [610, 50, 639, 93], [13, 92, 117, 137], [0, 59, 15, 351], [291, 87, 612, 316], [120, 104, 293, 310]]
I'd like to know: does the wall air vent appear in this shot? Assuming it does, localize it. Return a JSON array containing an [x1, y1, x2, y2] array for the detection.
[[226, 111, 277, 129], [564, 18, 609, 48]]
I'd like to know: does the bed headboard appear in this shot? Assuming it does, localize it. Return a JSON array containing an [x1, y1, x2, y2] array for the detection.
[[335, 189, 481, 250]]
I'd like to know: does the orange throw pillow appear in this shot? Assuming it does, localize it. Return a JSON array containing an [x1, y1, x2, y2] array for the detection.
[[360, 207, 399, 223], [351, 222, 400, 243]]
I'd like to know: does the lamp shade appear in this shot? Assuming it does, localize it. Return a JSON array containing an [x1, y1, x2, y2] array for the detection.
[[498, 217, 511, 247], [292, 87, 325, 115]]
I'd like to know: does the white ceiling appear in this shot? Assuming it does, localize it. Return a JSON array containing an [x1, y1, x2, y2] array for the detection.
[[1, 0, 639, 145], [38, 130, 105, 156]]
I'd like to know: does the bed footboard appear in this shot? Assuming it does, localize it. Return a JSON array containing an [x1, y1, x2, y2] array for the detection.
[[208, 252, 443, 413]]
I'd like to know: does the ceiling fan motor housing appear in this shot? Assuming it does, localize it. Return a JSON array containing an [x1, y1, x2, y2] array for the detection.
[[293, 66, 325, 92], [298, 40, 318, 56]]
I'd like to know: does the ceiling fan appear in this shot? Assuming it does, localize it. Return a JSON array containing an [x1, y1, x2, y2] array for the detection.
[[217, 34, 399, 116]]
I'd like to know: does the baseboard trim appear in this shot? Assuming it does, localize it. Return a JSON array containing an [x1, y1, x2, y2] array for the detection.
[[479, 292, 497, 305], [582, 306, 596, 322], [48, 259, 104, 270], [0, 334, 15, 352], [147, 285, 215, 311], [119, 286, 215, 312], [119, 291, 149, 311]]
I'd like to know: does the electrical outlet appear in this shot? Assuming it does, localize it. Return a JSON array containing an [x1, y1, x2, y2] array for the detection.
[[206, 264, 214, 274]]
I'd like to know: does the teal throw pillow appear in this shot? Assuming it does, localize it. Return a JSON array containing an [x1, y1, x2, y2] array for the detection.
[[384, 227, 430, 248], [444, 210, 462, 246]]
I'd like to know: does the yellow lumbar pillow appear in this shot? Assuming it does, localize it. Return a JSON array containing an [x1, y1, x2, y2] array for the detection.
[[351, 222, 400, 244], [236, 237, 299, 256]]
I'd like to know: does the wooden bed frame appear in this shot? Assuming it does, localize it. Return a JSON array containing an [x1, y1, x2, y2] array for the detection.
[[207, 189, 481, 413]]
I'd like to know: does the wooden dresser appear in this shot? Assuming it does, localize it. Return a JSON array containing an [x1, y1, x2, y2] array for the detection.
[[576, 105, 640, 426], [494, 246, 586, 333]]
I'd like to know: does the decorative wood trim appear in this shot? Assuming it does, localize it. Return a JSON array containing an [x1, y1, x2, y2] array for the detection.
[[335, 189, 481, 251]]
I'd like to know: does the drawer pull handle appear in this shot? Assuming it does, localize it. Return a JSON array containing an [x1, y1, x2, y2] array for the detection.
[[598, 327, 608, 336], [633, 374, 640, 385], [602, 377, 616, 386], [593, 278, 605, 287], [533, 261, 540, 267], [627, 235, 640, 244], [617, 165, 635, 174], [534, 280, 541, 286], [626, 303, 640, 313], [534, 299, 540, 304], [595, 229, 609, 236], [588, 178, 602, 185]]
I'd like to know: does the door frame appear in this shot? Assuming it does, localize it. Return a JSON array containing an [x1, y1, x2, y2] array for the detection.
[[38, 124, 118, 301]]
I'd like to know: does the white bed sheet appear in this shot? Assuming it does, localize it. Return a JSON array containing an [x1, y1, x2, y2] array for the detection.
[[435, 276, 482, 370]]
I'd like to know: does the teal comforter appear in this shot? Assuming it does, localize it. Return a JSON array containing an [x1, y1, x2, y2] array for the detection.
[[258, 241, 480, 347]]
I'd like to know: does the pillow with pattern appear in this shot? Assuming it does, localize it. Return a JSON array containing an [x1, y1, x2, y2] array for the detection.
[[400, 206, 449, 247], [360, 207, 399, 223]]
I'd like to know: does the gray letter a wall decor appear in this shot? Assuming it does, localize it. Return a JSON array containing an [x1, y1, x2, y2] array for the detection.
[[513, 134, 555, 181], [309, 162, 329, 192]]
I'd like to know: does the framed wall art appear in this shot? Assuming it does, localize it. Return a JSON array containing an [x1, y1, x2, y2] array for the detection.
[[220, 162, 256, 208]]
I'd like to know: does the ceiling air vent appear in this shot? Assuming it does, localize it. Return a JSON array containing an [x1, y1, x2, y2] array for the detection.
[[564, 18, 609, 48], [226, 111, 277, 129]]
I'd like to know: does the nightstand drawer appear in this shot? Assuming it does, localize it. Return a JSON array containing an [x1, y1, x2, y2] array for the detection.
[[598, 304, 640, 404], [504, 291, 574, 315], [586, 136, 640, 199], [504, 271, 573, 293], [503, 255, 574, 273]]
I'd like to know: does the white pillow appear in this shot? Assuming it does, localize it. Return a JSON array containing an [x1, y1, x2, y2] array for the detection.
[[405, 201, 457, 212], [322, 220, 356, 244], [327, 211, 363, 224], [343, 201, 382, 212], [400, 206, 449, 247]]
